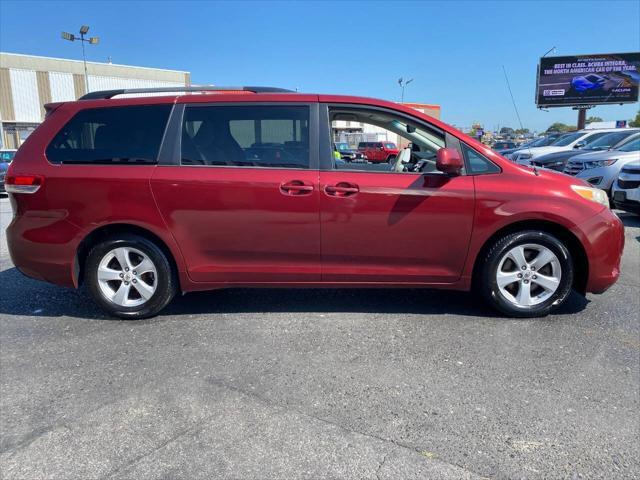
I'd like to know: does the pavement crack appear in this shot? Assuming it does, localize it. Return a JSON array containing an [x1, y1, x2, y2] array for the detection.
[[205, 376, 490, 480], [375, 450, 391, 480], [100, 423, 205, 480]]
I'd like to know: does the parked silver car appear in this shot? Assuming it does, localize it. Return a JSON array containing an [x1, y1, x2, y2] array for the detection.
[[510, 128, 630, 165], [563, 134, 640, 194]]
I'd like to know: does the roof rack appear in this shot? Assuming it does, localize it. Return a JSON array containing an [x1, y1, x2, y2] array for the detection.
[[79, 86, 295, 100]]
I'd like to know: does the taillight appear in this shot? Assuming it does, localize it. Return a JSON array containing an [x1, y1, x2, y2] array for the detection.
[[5, 175, 44, 194]]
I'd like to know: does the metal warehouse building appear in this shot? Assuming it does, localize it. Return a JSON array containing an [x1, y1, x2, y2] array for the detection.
[[0, 52, 190, 149]]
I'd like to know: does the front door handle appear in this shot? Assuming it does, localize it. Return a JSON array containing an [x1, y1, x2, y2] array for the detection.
[[324, 182, 360, 197], [280, 180, 314, 196]]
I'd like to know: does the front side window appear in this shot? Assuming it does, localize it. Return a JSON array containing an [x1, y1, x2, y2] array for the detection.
[[46, 105, 172, 164], [329, 107, 445, 174], [181, 105, 310, 169]]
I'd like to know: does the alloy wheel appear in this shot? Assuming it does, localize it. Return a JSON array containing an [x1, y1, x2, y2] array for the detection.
[[496, 243, 562, 307], [97, 247, 158, 307]]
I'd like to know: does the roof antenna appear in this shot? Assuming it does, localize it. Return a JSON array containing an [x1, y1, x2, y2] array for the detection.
[[502, 65, 538, 175]]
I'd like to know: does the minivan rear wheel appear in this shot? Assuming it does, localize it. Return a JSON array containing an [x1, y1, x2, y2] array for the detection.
[[85, 234, 177, 319], [479, 231, 574, 317]]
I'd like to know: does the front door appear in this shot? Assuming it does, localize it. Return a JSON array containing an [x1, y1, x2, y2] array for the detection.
[[151, 102, 321, 283], [320, 105, 475, 284]]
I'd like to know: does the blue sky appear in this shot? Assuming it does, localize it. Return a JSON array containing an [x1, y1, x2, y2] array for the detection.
[[1, 0, 638, 132]]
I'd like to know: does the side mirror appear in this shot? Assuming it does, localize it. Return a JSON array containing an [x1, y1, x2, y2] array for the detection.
[[436, 148, 464, 176], [574, 141, 586, 149]]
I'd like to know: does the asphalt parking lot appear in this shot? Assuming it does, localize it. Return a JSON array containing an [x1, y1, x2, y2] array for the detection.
[[0, 195, 638, 480]]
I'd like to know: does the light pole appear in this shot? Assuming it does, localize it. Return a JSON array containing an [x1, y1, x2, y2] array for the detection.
[[398, 77, 413, 103], [62, 25, 99, 93]]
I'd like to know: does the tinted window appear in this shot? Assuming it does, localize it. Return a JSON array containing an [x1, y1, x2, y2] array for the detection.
[[46, 105, 171, 164], [619, 137, 640, 152], [181, 105, 309, 169], [583, 132, 614, 146], [462, 144, 500, 174], [587, 132, 633, 150], [551, 132, 583, 146]]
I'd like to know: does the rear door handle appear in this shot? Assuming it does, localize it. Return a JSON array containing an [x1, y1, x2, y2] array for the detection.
[[324, 182, 359, 197], [280, 180, 314, 196]]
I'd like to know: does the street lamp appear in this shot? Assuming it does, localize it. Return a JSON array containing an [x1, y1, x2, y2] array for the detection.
[[398, 77, 413, 103], [61, 25, 99, 93]]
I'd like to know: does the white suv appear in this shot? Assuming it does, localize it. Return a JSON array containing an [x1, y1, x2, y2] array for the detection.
[[612, 160, 640, 214]]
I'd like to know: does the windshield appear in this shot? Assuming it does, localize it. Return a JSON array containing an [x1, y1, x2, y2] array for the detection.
[[551, 132, 583, 146], [335, 143, 349, 151], [618, 137, 640, 152], [586, 132, 634, 150], [385, 143, 397, 149]]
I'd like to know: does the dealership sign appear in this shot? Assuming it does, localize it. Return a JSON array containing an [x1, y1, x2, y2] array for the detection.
[[536, 52, 640, 107]]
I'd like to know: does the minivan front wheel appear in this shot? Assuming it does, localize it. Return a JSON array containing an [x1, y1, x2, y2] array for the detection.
[[85, 235, 177, 319], [480, 231, 574, 317]]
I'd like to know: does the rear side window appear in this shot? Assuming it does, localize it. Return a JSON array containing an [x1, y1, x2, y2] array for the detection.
[[46, 105, 172, 164], [181, 105, 310, 169]]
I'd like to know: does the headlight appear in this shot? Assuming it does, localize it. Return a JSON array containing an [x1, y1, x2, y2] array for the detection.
[[571, 185, 609, 208], [584, 159, 618, 170]]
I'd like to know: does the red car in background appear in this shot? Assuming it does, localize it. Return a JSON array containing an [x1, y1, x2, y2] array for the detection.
[[5, 86, 623, 319], [357, 141, 399, 163]]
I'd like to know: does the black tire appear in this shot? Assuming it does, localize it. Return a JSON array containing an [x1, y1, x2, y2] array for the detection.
[[386, 155, 397, 163], [479, 230, 574, 318], [85, 234, 177, 319]]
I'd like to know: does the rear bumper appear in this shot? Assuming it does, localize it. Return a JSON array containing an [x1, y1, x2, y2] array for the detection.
[[6, 211, 81, 288], [575, 208, 625, 294]]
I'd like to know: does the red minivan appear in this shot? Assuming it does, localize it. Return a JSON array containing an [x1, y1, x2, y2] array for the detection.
[[5, 86, 624, 319]]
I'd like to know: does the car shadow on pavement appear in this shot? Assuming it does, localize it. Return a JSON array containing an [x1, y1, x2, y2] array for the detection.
[[617, 211, 640, 228], [0, 266, 589, 321]]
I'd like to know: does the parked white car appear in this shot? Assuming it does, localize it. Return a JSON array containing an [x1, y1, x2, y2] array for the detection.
[[612, 159, 640, 214], [563, 134, 640, 194], [510, 128, 631, 165]]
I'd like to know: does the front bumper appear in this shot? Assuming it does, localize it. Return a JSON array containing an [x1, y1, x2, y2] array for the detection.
[[574, 207, 625, 294], [576, 166, 617, 191], [612, 183, 640, 213]]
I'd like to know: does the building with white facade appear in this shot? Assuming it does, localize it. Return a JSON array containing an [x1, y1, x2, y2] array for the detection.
[[0, 52, 190, 148]]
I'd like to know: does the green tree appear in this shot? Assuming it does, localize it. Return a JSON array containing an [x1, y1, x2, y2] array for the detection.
[[586, 116, 603, 124], [630, 111, 640, 128], [515, 128, 530, 135], [546, 122, 573, 133], [500, 127, 514, 135]]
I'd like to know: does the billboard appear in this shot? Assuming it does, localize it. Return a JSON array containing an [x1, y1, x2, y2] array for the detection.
[[536, 52, 640, 107]]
